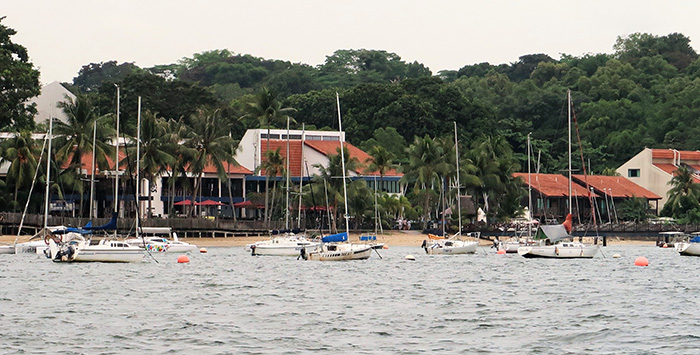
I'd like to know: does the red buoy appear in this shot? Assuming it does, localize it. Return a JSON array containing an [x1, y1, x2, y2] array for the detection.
[[382, 244, 389, 249], [177, 255, 190, 263], [199, 248, 207, 253], [634, 256, 649, 266], [497, 249, 506, 255]]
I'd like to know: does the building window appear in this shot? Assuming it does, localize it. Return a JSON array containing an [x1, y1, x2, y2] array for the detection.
[[260, 133, 280, 139], [322, 136, 339, 141], [306, 135, 321, 141], [628, 169, 640, 178]]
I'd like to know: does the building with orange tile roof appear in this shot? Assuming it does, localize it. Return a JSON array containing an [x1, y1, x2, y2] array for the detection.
[[617, 148, 700, 209], [235, 128, 403, 195]]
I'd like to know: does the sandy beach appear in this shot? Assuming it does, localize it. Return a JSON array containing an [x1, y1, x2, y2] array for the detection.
[[0, 230, 657, 247]]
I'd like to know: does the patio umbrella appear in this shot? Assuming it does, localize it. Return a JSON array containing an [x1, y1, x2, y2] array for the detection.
[[196, 199, 224, 206], [173, 200, 193, 205], [233, 200, 264, 209]]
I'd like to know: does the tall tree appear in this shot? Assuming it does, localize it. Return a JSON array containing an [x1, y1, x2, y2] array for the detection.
[[0, 130, 41, 208], [665, 165, 700, 217], [186, 107, 237, 217], [0, 16, 40, 130]]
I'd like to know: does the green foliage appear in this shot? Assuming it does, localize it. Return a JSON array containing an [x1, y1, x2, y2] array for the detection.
[[73, 61, 139, 92], [617, 197, 650, 222], [0, 17, 40, 130]]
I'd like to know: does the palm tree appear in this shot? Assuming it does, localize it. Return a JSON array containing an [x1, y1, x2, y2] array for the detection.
[[186, 107, 237, 217], [122, 110, 175, 218], [365, 145, 398, 193], [402, 135, 450, 230], [54, 94, 114, 216], [666, 165, 700, 217], [257, 147, 286, 226], [313, 146, 361, 232], [0, 130, 41, 208], [163, 118, 195, 216], [239, 88, 296, 224]]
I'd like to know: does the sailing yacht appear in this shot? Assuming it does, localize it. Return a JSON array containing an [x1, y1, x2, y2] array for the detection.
[[517, 90, 599, 259], [422, 122, 479, 255], [303, 93, 372, 261]]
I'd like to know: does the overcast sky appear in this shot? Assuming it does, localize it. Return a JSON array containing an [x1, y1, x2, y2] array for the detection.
[[4, 0, 699, 84]]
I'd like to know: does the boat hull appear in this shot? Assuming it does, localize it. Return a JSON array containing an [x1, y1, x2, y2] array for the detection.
[[0, 245, 15, 254], [72, 247, 145, 263], [675, 242, 700, 256], [250, 243, 320, 256], [424, 240, 478, 255], [518, 244, 598, 258], [305, 243, 371, 261]]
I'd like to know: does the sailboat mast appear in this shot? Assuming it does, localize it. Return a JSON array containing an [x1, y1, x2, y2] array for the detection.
[[285, 116, 290, 230], [136, 97, 141, 238], [567, 89, 572, 216], [43, 117, 53, 231], [336, 92, 350, 235], [527, 132, 532, 239], [89, 121, 97, 220], [298, 124, 305, 227], [454, 122, 462, 235], [114, 84, 120, 239]]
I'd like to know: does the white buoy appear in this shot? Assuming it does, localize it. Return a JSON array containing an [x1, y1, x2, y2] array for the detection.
[[612, 253, 621, 258], [404, 255, 416, 261]]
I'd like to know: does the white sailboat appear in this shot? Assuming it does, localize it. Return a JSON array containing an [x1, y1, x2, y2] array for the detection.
[[517, 90, 599, 259], [47, 93, 144, 263], [422, 122, 478, 255], [303, 93, 372, 261]]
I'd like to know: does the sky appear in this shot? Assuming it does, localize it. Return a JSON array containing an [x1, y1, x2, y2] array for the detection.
[[4, 0, 700, 85]]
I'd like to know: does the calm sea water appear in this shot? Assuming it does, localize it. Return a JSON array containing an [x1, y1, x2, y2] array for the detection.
[[1, 244, 699, 354]]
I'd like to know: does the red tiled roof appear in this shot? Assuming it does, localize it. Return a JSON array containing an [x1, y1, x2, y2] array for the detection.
[[571, 174, 661, 199], [259, 140, 304, 176], [63, 150, 127, 173], [651, 149, 700, 161], [513, 173, 594, 197], [303, 140, 402, 176], [202, 161, 252, 175], [653, 163, 700, 183]]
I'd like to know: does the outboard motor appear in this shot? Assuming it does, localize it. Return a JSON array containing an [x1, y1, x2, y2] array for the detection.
[[299, 247, 307, 261], [250, 244, 256, 256], [421, 239, 428, 253]]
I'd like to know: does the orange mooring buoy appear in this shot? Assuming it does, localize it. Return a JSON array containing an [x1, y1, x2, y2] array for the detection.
[[199, 248, 208, 253], [177, 255, 190, 263], [634, 256, 649, 266], [382, 244, 389, 249], [497, 249, 506, 255]]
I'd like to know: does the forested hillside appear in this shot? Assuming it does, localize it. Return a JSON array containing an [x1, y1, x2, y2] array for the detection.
[[58, 33, 699, 175]]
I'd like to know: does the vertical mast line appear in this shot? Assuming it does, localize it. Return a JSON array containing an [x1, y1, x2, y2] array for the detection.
[[336, 92, 350, 236]]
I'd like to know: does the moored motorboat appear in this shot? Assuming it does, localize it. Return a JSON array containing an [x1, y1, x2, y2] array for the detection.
[[245, 233, 320, 256], [47, 232, 144, 263], [675, 235, 700, 256], [421, 232, 479, 255], [0, 244, 14, 254], [125, 227, 197, 253]]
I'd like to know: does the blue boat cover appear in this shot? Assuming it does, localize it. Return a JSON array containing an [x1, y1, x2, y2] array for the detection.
[[84, 212, 118, 231], [690, 236, 700, 243], [322, 232, 348, 243]]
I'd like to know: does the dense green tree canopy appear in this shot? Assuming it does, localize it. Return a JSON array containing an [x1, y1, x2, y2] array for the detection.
[[0, 17, 40, 130]]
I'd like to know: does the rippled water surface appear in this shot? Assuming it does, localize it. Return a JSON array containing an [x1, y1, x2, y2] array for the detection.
[[2, 245, 700, 354]]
